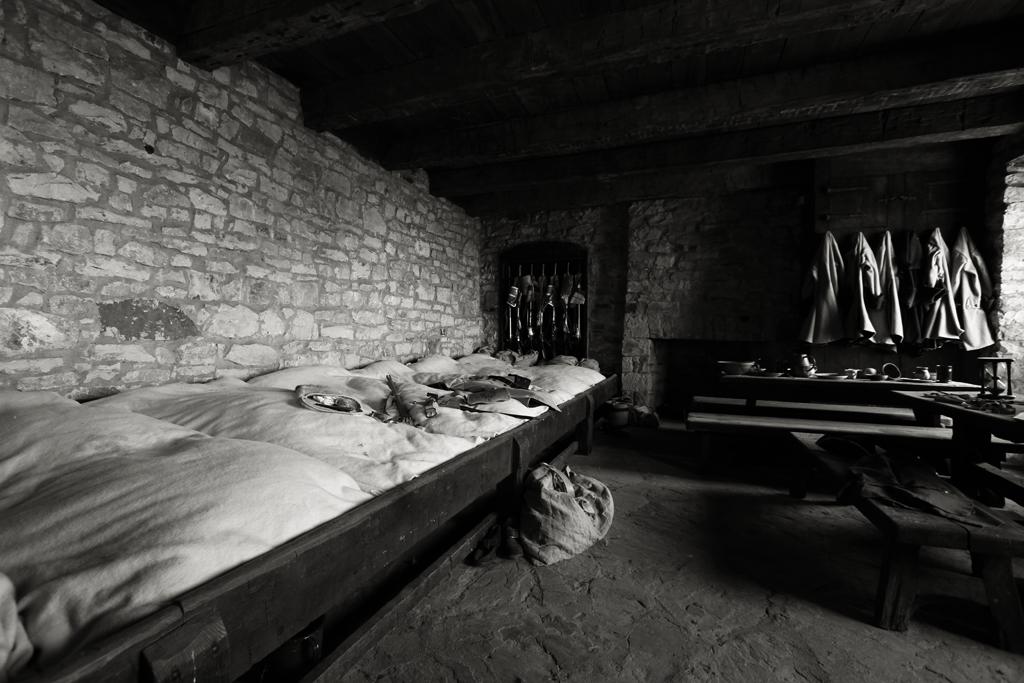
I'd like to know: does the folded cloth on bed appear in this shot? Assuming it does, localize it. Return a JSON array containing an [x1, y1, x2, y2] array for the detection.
[[514, 364, 606, 404], [0, 390, 370, 677]]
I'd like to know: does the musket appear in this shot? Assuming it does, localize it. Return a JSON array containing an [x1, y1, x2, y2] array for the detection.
[[532, 271, 546, 352], [569, 273, 585, 343], [559, 265, 573, 348], [505, 282, 520, 352], [520, 272, 534, 349], [541, 276, 555, 358]]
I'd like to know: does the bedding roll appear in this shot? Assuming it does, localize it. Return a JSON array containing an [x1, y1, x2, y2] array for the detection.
[[0, 390, 370, 674]]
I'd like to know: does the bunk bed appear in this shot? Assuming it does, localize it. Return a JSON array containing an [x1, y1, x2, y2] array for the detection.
[[1, 353, 618, 682]]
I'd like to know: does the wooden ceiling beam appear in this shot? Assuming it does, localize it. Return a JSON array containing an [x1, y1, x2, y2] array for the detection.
[[177, 0, 440, 69], [303, 0, 994, 130], [450, 92, 1024, 215], [383, 25, 1024, 171]]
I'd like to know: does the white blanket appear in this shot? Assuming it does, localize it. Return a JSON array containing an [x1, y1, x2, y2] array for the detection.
[[89, 379, 479, 494], [0, 390, 370, 678]]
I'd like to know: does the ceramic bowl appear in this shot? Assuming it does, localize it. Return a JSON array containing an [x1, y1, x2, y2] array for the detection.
[[717, 360, 756, 375]]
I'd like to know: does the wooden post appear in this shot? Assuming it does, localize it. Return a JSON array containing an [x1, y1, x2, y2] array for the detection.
[[875, 542, 920, 631], [974, 553, 1024, 653]]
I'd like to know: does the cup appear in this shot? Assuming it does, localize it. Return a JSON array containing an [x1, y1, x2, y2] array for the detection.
[[844, 368, 858, 379], [936, 365, 952, 383]]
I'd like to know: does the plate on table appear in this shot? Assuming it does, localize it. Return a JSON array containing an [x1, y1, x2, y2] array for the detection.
[[812, 372, 847, 380]]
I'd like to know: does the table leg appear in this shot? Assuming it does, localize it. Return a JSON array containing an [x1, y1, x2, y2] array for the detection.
[[951, 425, 1004, 507], [973, 553, 1024, 653]]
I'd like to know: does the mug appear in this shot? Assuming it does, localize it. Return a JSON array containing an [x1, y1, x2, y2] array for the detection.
[[843, 368, 858, 379]]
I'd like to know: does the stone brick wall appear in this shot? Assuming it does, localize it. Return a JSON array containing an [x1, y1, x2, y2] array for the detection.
[[624, 166, 806, 406], [480, 206, 629, 377], [993, 140, 1024, 387], [0, 0, 483, 398]]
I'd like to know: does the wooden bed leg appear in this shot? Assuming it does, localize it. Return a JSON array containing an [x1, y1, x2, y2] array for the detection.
[[575, 394, 596, 455], [973, 553, 1024, 653], [875, 542, 919, 631]]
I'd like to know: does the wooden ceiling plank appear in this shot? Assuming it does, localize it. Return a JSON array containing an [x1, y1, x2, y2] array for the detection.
[[432, 91, 1024, 201], [451, 0, 502, 42], [304, 0, 993, 129], [375, 25, 1024, 169], [177, 0, 443, 69], [454, 112, 1022, 216]]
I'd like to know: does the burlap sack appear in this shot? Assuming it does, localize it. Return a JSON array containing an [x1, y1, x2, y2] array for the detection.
[[519, 463, 614, 565]]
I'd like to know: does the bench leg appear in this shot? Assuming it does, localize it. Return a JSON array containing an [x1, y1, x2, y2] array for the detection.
[[697, 432, 714, 474], [875, 542, 919, 631], [973, 553, 1024, 654]]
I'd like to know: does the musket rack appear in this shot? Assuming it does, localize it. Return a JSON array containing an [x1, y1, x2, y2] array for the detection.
[[498, 242, 588, 360]]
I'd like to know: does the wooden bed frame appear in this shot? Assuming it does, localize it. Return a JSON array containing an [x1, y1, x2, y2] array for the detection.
[[24, 375, 618, 683]]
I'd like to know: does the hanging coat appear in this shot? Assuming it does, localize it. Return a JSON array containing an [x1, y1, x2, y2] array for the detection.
[[950, 227, 996, 350], [844, 232, 881, 340], [868, 230, 903, 346], [799, 231, 845, 344], [919, 228, 963, 346], [897, 231, 924, 345]]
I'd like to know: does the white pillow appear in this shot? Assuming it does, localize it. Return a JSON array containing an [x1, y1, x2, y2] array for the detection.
[[350, 359, 415, 380], [406, 354, 461, 375], [247, 365, 351, 390]]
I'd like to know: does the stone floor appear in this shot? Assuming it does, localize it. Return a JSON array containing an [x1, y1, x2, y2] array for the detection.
[[343, 425, 1024, 682]]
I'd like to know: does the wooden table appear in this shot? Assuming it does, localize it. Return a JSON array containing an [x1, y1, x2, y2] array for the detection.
[[720, 374, 979, 425], [894, 391, 1024, 445], [894, 391, 1024, 482], [871, 390, 1024, 652]]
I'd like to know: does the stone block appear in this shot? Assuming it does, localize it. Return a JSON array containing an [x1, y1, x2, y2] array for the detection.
[[321, 325, 355, 339], [188, 188, 227, 215], [17, 372, 79, 392], [225, 343, 279, 367], [287, 310, 316, 339], [259, 310, 286, 337], [0, 357, 65, 374], [42, 223, 91, 254], [202, 303, 260, 338], [0, 56, 57, 105], [117, 241, 165, 267], [7, 172, 99, 203], [0, 308, 68, 355], [77, 256, 150, 282], [90, 343, 156, 363], [69, 101, 126, 133]]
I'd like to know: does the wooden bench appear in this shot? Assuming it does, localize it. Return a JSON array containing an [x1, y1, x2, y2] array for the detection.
[[970, 463, 1024, 506], [689, 395, 921, 425], [854, 493, 1024, 653]]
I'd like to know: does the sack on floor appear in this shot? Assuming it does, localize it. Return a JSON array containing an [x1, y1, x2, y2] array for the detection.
[[519, 463, 613, 565]]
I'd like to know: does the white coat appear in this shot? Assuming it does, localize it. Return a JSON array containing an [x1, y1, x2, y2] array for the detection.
[[898, 231, 924, 344], [868, 230, 903, 346], [919, 228, 963, 345], [799, 231, 845, 344], [950, 227, 996, 350], [844, 232, 881, 340]]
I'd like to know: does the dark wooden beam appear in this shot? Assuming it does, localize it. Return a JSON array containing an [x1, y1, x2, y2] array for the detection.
[[177, 0, 440, 69], [382, 24, 1024, 171], [303, 0, 1001, 130], [90, 0, 186, 41], [451, 92, 1024, 215]]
